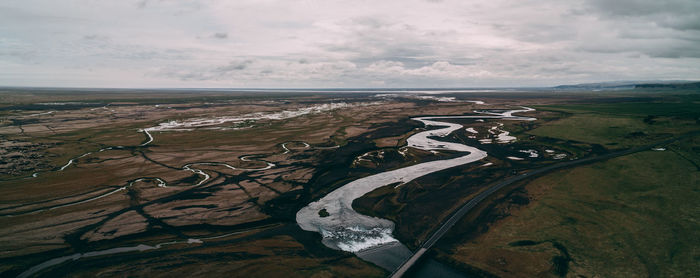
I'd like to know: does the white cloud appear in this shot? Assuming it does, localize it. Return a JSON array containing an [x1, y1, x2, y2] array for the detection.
[[366, 61, 493, 79]]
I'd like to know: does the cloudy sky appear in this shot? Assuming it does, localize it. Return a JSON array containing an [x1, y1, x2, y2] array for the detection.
[[1, 0, 699, 88]]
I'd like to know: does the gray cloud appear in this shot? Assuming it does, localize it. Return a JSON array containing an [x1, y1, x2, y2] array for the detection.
[[585, 0, 699, 17], [136, 0, 148, 9], [215, 60, 253, 72], [585, 0, 700, 31], [0, 0, 698, 88], [212, 32, 228, 39]]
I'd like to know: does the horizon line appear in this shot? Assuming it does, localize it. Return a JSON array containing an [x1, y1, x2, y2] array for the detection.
[[1, 79, 697, 92]]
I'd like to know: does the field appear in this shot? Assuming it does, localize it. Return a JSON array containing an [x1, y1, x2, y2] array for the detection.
[[1, 88, 698, 277], [0, 90, 410, 277], [429, 96, 700, 277], [0, 89, 525, 277]]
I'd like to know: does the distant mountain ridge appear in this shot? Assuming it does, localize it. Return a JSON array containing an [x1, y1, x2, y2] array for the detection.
[[633, 82, 700, 89], [553, 80, 700, 90]]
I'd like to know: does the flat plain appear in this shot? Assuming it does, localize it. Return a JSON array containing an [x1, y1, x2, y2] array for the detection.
[[0, 87, 698, 277]]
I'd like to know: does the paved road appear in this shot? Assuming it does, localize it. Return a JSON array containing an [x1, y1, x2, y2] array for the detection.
[[389, 132, 698, 278]]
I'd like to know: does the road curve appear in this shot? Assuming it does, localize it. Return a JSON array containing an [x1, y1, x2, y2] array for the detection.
[[389, 131, 699, 278]]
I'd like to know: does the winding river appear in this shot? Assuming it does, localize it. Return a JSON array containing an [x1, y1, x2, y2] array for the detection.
[[15, 103, 535, 277], [295, 106, 535, 269]]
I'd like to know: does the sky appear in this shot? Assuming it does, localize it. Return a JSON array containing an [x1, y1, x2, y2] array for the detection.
[[1, 0, 699, 88]]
